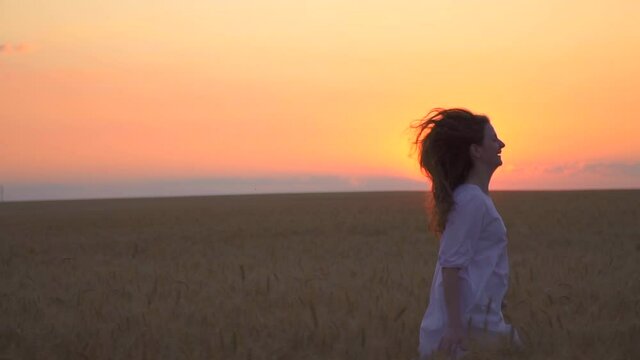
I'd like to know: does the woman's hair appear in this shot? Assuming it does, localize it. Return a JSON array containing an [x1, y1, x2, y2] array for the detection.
[[412, 108, 489, 235]]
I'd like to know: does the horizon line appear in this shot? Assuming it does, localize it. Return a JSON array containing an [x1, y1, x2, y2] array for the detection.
[[3, 187, 640, 204]]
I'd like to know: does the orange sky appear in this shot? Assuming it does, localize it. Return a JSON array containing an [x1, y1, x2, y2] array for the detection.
[[1, 1, 639, 200]]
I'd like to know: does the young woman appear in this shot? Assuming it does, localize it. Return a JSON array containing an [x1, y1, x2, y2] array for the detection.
[[413, 108, 521, 359]]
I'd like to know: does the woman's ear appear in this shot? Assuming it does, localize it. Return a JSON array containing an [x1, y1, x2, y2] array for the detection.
[[469, 143, 480, 160]]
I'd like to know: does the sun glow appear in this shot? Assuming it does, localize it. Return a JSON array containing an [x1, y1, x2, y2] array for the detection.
[[2, 0, 639, 200]]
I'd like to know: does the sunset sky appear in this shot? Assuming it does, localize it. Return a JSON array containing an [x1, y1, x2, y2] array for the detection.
[[2, 0, 639, 201]]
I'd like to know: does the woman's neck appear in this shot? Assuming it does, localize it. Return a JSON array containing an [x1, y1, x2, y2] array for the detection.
[[465, 166, 495, 195]]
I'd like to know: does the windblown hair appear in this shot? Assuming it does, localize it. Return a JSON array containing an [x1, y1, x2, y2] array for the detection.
[[412, 108, 489, 235]]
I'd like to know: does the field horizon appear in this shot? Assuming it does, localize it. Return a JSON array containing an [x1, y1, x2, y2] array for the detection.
[[4, 187, 640, 205], [2, 190, 639, 359]]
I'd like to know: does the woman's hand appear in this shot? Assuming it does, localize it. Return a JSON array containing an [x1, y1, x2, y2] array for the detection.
[[438, 325, 468, 356]]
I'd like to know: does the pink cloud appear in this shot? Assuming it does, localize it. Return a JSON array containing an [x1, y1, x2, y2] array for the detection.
[[0, 42, 34, 55], [543, 161, 640, 178], [496, 160, 640, 190]]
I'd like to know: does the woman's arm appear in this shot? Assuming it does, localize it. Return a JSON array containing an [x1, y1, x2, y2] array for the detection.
[[442, 267, 464, 328], [438, 267, 467, 354]]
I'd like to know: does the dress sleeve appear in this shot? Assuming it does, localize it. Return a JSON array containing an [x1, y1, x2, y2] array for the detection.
[[438, 191, 486, 268]]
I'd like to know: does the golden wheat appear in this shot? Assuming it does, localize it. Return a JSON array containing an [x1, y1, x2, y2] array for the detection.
[[1, 191, 638, 359]]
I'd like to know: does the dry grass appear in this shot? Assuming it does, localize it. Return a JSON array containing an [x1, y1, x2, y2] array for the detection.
[[1, 190, 639, 359]]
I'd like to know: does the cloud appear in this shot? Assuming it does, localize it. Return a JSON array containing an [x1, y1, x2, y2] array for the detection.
[[526, 160, 640, 189], [581, 161, 640, 177], [544, 160, 640, 178], [0, 42, 33, 55], [493, 159, 640, 190]]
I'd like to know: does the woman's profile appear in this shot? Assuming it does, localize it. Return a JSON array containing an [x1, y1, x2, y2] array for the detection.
[[413, 108, 521, 359]]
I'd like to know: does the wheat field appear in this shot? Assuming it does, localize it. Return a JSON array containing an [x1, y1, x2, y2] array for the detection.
[[1, 190, 639, 359]]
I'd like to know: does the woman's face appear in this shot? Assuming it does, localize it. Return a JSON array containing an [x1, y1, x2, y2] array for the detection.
[[473, 123, 506, 169]]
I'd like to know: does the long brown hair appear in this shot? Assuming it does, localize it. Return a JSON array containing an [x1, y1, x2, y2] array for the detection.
[[412, 108, 489, 235]]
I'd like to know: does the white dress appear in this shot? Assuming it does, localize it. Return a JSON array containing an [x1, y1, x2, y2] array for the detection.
[[418, 184, 519, 359]]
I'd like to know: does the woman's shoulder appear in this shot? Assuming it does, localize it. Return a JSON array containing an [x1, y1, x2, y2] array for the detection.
[[453, 184, 489, 208], [453, 183, 486, 198]]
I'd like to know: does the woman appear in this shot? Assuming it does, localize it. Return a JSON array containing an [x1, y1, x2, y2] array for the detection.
[[413, 108, 521, 359]]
